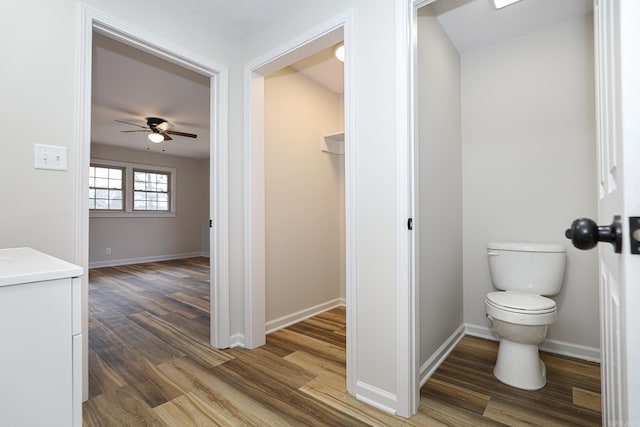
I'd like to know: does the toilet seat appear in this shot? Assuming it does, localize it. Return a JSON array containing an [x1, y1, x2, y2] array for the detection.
[[486, 291, 556, 314], [486, 292, 556, 326]]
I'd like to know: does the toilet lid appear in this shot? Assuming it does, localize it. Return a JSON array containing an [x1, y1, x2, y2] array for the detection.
[[486, 291, 556, 312]]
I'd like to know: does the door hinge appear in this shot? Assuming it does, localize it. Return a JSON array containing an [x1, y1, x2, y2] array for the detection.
[[407, 218, 413, 231], [630, 217, 640, 254], [209, 219, 213, 228]]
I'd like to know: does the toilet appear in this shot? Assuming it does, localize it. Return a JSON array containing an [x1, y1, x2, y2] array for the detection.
[[485, 241, 566, 390]]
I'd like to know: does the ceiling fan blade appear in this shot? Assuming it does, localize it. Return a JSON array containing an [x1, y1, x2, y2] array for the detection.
[[165, 130, 198, 138], [161, 133, 173, 141], [115, 119, 148, 129], [120, 130, 151, 133]]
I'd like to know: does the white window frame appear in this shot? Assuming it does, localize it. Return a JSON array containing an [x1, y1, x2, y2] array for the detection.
[[89, 158, 176, 218], [89, 164, 125, 211]]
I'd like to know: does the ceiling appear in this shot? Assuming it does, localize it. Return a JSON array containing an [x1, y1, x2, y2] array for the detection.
[[91, 33, 211, 159], [170, 0, 299, 38], [424, 0, 593, 53], [91, 0, 591, 160]]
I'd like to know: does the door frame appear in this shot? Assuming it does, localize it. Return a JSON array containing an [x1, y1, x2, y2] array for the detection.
[[243, 10, 357, 393], [74, 3, 230, 400]]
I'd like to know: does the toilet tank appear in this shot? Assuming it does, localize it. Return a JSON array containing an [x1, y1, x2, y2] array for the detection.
[[487, 242, 566, 295]]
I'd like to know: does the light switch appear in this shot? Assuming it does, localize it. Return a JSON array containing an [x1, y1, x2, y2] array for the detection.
[[34, 144, 68, 171]]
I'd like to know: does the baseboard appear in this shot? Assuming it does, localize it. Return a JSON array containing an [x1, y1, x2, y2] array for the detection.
[[464, 323, 601, 363], [540, 338, 600, 363], [265, 298, 345, 335], [89, 252, 206, 268], [355, 381, 397, 415], [229, 333, 245, 349], [419, 324, 466, 387]]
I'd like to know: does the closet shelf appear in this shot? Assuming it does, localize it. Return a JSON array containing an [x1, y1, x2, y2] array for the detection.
[[321, 132, 345, 155]]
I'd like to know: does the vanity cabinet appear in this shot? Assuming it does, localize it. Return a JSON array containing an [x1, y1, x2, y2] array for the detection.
[[0, 247, 83, 427]]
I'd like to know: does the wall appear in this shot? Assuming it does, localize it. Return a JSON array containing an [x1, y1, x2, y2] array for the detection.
[[89, 144, 209, 266], [264, 69, 344, 325], [417, 11, 464, 368], [461, 14, 600, 352], [0, 0, 239, 259]]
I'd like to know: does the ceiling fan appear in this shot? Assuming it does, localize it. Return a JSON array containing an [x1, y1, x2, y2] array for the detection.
[[115, 117, 197, 143]]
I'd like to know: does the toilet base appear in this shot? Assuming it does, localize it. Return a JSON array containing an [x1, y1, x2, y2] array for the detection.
[[493, 339, 546, 390]]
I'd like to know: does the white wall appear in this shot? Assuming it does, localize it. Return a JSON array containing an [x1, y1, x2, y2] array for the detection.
[[462, 14, 600, 351], [0, 0, 239, 261], [264, 69, 344, 324], [89, 144, 209, 265], [417, 12, 464, 366]]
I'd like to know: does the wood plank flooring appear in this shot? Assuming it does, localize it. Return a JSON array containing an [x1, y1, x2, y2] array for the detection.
[[84, 258, 601, 426]]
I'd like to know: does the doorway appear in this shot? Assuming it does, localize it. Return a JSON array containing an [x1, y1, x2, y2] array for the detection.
[[262, 53, 346, 334], [411, 0, 599, 411], [74, 5, 229, 400], [244, 18, 356, 393]]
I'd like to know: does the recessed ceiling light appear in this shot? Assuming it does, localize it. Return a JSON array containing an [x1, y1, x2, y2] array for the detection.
[[334, 43, 345, 63], [492, 0, 522, 9]]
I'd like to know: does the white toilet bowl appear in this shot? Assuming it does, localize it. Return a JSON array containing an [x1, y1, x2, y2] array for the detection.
[[485, 242, 566, 390], [486, 291, 557, 390]]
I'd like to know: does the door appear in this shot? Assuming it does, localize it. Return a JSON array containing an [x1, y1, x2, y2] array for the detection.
[[569, 0, 640, 424]]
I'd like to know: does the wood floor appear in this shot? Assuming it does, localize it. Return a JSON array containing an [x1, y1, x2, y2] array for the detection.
[[84, 258, 601, 426]]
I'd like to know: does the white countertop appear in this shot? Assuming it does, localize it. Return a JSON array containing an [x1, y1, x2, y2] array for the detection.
[[0, 247, 83, 287]]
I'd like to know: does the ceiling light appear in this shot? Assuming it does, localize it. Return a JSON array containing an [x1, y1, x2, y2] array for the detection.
[[492, 0, 521, 9], [148, 133, 164, 143], [334, 43, 345, 63]]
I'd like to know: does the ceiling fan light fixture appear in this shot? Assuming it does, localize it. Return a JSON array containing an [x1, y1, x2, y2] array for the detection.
[[148, 132, 164, 143], [334, 43, 345, 63]]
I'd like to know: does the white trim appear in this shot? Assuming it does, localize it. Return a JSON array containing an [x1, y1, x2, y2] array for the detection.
[[88, 252, 206, 269], [355, 381, 398, 415], [419, 325, 465, 387], [74, 2, 230, 400], [464, 323, 601, 363], [229, 333, 245, 348], [265, 299, 345, 335], [342, 10, 358, 399], [244, 72, 266, 349], [243, 8, 358, 396], [90, 158, 177, 216], [395, 0, 420, 418]]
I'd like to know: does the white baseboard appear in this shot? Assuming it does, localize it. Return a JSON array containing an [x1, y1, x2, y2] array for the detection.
[[464, 323, 601, 363], [265, 298, 345, 335], [419, 324, 466, 387], [89, 252, 206, 268], [229, 333, 245, 349], [355, 381, 397, 415]]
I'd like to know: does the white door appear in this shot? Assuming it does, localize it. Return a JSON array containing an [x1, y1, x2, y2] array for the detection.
[[577, 0, 640, 424]]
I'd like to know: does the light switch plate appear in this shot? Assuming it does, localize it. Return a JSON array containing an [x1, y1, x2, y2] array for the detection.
[[34, 144, 68, 171]]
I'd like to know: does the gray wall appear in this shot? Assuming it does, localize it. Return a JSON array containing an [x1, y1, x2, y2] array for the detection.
[[89, 143, 209, 265], [264, 68, 344, 324], [461, 14, 599, 349], [417, 12, 463, 366]]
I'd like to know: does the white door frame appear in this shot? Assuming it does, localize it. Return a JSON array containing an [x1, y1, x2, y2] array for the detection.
[[394, 0, 424, 418], [243, 10, 357, 393], [74, 3, 229, 401]]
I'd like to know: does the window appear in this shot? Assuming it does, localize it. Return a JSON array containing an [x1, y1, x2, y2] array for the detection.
[[89, 159, 176, 217], [134, 170, 170, 211], [89, 165, 124, 210]]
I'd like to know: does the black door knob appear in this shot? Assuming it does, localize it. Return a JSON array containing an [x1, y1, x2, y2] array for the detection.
[[565, 215, 622, 253]]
